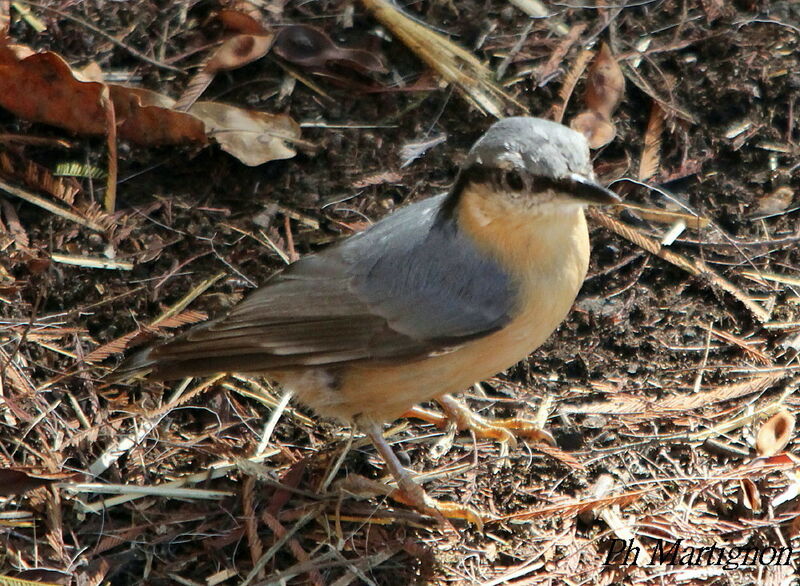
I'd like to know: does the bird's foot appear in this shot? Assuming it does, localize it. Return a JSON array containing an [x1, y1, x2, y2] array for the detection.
[[336, 474, 485, 529], [357, 416, 486, 530], [407, 394, 555, 449], [390, 484, 485, 530]]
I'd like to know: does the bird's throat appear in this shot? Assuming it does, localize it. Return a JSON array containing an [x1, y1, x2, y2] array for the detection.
[[455, 183, 590, 282]]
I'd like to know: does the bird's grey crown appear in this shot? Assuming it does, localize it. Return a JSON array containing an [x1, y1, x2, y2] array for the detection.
[[465, 117, 593, 179]]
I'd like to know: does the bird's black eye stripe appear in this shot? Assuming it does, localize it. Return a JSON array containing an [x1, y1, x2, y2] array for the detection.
[[504, 170, 524, 191], [459, 164, 494, 185], [440, 165, 615, 220], [458, 164, 527, 191]]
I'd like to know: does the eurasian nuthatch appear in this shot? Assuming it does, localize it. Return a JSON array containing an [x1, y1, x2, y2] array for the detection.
[[118, 117, 620, 525]]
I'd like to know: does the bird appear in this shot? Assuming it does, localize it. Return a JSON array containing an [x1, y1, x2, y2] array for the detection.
[[117, 116, 620, 526]]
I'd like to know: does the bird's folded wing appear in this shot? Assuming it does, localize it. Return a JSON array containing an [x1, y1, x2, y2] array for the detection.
[[121, 196, 517, 379]]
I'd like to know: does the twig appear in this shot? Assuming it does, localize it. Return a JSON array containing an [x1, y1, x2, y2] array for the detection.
[[50, 253, 133, 271], [79, 449, 280, 513], [589, 208, 770, 322], [0, 178, 104, 231], [62, 483, 233, 500], [151, 271, 226, 326]]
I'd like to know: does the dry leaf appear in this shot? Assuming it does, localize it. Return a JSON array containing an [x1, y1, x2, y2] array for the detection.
[[568, 43, 625, 149], [188, 102, 300, 166], [207, 33, 273, 73], [0, 151, 81, 204], [756, 409, 795, 457], [77, 60, 105, 82], [503, 489, 649, 522], [536, 23, 586, 86], [584, 43, 625, 118], [351, 171, 403, 189], [0, 46, 108, 135], [217, 8, 269, 35], [109, 86, 207, 146], [749, 186, 795, 218], [739, 478, 761, 513], [0, 45, 206, 148], [273, 24, 386, 74], [570, 111, 615, 149], [553, 48, 593, 123], [176, 34, 273, 109], [85, 310, 207, 363], [639, 102, 664, 181], [176, 11, 273, 110]]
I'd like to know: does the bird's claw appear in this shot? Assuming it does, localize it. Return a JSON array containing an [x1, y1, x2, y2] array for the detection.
[[409, 394, 556, 449], [391, 487, 486, 531]]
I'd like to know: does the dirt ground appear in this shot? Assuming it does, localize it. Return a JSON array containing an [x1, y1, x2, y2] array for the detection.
[[1, 0, 799, 584]]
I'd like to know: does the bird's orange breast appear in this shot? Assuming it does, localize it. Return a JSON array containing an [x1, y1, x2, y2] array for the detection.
[[276, 186, 591, 422]]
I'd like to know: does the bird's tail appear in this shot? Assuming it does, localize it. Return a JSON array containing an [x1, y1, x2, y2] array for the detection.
[[107, 346, 157, 382]]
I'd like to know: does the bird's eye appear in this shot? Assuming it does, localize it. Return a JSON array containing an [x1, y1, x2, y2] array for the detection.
[[504, 170, 525, 191]]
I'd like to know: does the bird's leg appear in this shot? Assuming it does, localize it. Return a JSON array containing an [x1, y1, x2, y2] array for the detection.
[[357, 417, 484, 530], [434, 393, 555, 448]]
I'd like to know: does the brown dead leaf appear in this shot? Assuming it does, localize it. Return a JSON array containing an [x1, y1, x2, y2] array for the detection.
[[85, 310, 207, 364], [568, 43, 625, 149], [176, 11, 273, 111], [273, 24, 387, 74], [739, 478, 761, 513], [109, 86, 207, 146], [570, 111, 616, 149], [207, 33, 273, 73], [188, 102, 300, 165], [176, 34, 273, 111], [84, 331, 142, 365], [0, 45, 206, 149], [0, 151, 81, 205], [584, 43, 625, 118], [534, 442, 585, 470], [553, 48, 593, 123], [4, 42, 34, 60], [77, 60, 105, 83], [536, 23, 586, 86], [0, 46, 107, 135], [756, 409, 795, 457], [217, 8, 268, 34], [352, 171, 403, 189]]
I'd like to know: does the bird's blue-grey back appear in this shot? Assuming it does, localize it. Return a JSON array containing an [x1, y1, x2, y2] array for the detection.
[[122, 195, 517, 378], [341, 195, 515, 343]]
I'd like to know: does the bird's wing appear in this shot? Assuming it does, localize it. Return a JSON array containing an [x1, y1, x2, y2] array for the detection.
[[133, 195, 517, 379]]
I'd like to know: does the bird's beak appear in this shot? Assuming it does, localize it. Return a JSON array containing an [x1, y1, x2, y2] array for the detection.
[[566, 173, 621, 205]]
